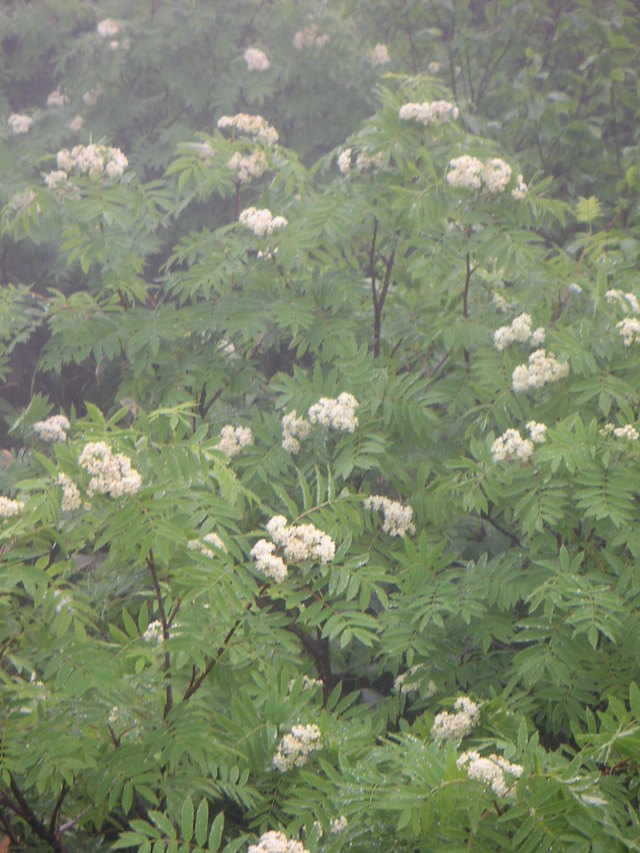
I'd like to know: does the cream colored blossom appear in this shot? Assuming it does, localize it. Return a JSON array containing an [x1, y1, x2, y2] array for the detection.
[[227, 150, 267, 184], [394, 666, 436, 696], [33, 415, 70, 443], [97, 18, 119, 38], [511, 173, 528, 200], [364, 495, 415, 536], [330, 816, 348, 834], [281, 410, 311, 454], [69, 114, 84, 133], [248, 831, 309, 853], [337, 148, 352, 174], [511, 349, 569, 391], [613, 424, 639, 441], [428, 61, 441, 74], [82, 87, 102, 106], [215, 424, 253, 458], [79, 441, 142, 497], [431, 696, 480, 740], [238, 207, 287, 237], [293, 25, 330, 50], [457, 750, 522, 797], [217, 113, 278, 145], [482, 158, 512, 193], [491, 429, 534, 462], [188, 531, 227, 559], [143, 620, 163, 643], [607, 289, 640, 314], [55, 144, 127, 180], [58, 473, 81, 512], [446, 155, 484, 189], [356, 150, 384, 172], [266, 515, 336, 563], [0, 496, 25, 517], [492, 291, 509, 313], [8, 113, 33, 134], [371, 44, 390, 66], [273, 724, 322, 771], [308, 392, 359, 432], [616, 317, 640, 346], [46, 89, 69, 108], [244, 47, 270, 71], [45, 170, 68, 189], [526, 421, 547, 444], [250, 539, 288, 582], [493, 313, 532, 350], [399, 100, 459, 125]]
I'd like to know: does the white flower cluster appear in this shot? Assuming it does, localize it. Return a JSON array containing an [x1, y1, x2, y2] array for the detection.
[[248, 831, 309, 853], [79, 441, 142, 497], [355, 150, 384, 172], [238, 207, 287, 237], [45, 171, 68, 189], [398, 100, 459, 125], [526, 421, 547, 444], [227, 150, 267, 184], [330, 816, 348, 834], [606, 289, 640, 314], [281, 410, 312, 454], [217, 339, 237, 358], [51, 144, 128, 184], [457, 751, 523, 797], [143, 620, 163, 644], [0, 496, 25, 517], [602, 423, 639, 441], [431, 696, 480, 740], [69, 114, 83, 133], [289, 674, 322, 692], [364, 495, 415, 537], [337, 148, 352, 174], [250, 538, 288, 583], [47, 89, 69, 108], [58, 473, 81, 512], [428, 61, 441, 73], [215, 424, 253, 458], [308, 392, 359, 432], [187, 531, 227, 558], [511, 173, 528, 200], [83, 87, 102, 106], [244, 47, 270, 71], [492, 291, 510, 313], [267, 515, 336, 563], [217, 113, 278, 145], [97, 18, 119, 38], [447, 156, 512, 193], [273, 724, 322, 771], [394, 666, 437, 696], [33, 415, 70, 443], [491, 428, 534, 463], [371, 44, 390, 66], [293, 24, 330, 50], [616, 317, 640, 346], [493, 313, 545, 350], [512, 349, 570, 391], [8, 113, 33, 134]]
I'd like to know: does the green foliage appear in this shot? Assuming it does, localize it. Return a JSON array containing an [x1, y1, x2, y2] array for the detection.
[[2, 1, 640, 851]]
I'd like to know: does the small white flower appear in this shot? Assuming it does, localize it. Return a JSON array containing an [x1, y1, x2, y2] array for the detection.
[[281, 410, 311, 454], [308, 392, 359, 432], [399, 100, 459, 125], [431, 696, 480, 740], [215, 424, 253, 458], [46, 89, 69, 108], [0, 496, 25, 517], [244, 47, 270, 71], [491, 428, 534, 462], [33, 415, 70, 443], [97, 18, 119, 38], [364, 495, 415, 536], [239, 207, 287, 237], [273, 724, 322, 771], [370, 44, 390, 66], [337, 148, 352, 174], [8, 113, 33, 134]]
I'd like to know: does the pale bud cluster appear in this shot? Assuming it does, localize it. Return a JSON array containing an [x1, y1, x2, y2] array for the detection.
[[330, 816, 348, 834], [45, 171, 68, 189], [606, 289, 640, 314], [69, 114, 84, 133], [250, 538, 288, 583], [58, 473, 81, 512], [398, 100, 459, 125], [355, 150, 384, 172], [447, 156, 513, 193], [217, 339, 237, 358], [97, 18, 119, 38], [0, 496, 25, 517], [8, 113, 33, 134], [239, 207, 287, 237], [511, 173, 528, 200], [292, 25, 330, 50], [512, 349, 570, 391], [457, 751, 523, 797], [273, 724, 323, 771], [428, 61, 441, 74], [394, 666, 437, 696], [79, 441, 142, 498], [217, 113, 279, 145], [602, 423, 640, 441], [364, 495, 415, 537], [308, 392, 359, 432], [289, 674, 322, 692], [244, 47, 270, 71], [616, 317, 640, 346], [51, 144, 128, 184], [33, 415, 70, 443], [492, 291, 510, 313], [281, 410, 312, 454], [187, 531, 227, 558], [526, 421, 547, 444], [215, 425, 253, 458], [491, 428, 534, 463], [370, 44, 390, 66], [227, 150, 267, 184], [248, 831, 309, 853], [267, 515, 336, 564], [493, 313, 545, 350], [337, 148, 352, 174], [143, 620, 163, 644], [83, 88, 102, 106], [46, 89, 69, 108], [431, 696, 480, 740]]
